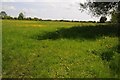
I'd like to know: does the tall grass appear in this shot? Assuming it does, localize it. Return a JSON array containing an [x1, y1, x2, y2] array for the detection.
[[2, 20, 119, 78]]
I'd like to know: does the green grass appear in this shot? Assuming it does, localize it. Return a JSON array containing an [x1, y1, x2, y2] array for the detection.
[[2, 20, 119, 78]]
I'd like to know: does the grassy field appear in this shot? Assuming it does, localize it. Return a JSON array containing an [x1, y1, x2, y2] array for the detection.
[[2, 20, 119, 78]]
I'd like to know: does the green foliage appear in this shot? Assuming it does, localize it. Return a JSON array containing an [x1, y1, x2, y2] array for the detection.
[[109, 53, 120, 77], [0, 11, 7, 18], [0, 11, 13, 20], [0, 11, 16, 20], [100, 16, 107, 23], [80, 2, 118, 17], [18, 13, 24, 20], [2, 20, 119, 78], [111, 11, 118, 23], [13, 17, 18, 20], [3, 16, 13, 20], [26, 17, 32, 20], [33, 17, 39, 21]]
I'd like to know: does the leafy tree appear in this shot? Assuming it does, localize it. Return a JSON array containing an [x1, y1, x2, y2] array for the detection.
[[111, 10, 118, 23], [0, 11, 14, 20], [4, 16, 13, 19], [80, 1, 119, 22], [39, 18, 42, 21], [100, 16, 107, 23], [14, 17, 18, 20], [80, 2, 118, 16], [34, 17, 39, 21], [0, 11, 7, 19], [25, 17, 32, 20], [28, 17, 32, 20], [18, 12, 24, 20]]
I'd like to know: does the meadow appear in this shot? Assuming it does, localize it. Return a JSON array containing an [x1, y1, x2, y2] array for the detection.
[[2, 20, 120, 78]]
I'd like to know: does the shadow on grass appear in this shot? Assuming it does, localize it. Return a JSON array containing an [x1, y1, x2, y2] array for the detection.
[[33, 24, 118, 40], [32, 23, 119, 77]]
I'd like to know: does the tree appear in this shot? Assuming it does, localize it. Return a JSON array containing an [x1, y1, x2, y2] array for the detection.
[[25, 17, 32, 20], [28, 17, 32, 20], [34, 17, 39, 21], [100, 16, 107, 23], [0, 11, 7, 19], [117, 2, 120, 23], [111, 10, 118, 23], [80, 1, 119, 22], [4, 16, 13, 20], [14, 17, 18, 20], [80, 2, 118, 16], [18, 12, 24, 20]]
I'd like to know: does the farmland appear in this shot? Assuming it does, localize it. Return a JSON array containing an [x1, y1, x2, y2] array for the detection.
[[2, 20, 119, 78]]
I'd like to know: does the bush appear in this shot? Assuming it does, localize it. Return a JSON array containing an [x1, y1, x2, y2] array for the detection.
[[18, 13, 24, 20], [100, 16, 107, 23], [109, 53, 120, 77]]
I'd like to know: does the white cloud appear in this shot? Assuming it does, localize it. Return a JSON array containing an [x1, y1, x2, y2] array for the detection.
[[1, 0, 15, 2], [2, 5, 16, 11], [1, 1, 100, 21], [21, 8, 37, 14], [20, 8, 38, 17], [1, 0, 86, 3], [1, 0, 35, 2], [37, 0, 85, 3]]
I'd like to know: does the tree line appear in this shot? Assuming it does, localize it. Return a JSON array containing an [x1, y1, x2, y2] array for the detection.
[[0, 11, 117, 23], [0, 11, 42, 21]]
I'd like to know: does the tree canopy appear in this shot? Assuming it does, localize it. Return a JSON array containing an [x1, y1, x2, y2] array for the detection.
[[0, 11, 7, 18], [18, 12, 24, 20], [99, 16, 107, 23], [80, 2, 118, 17]]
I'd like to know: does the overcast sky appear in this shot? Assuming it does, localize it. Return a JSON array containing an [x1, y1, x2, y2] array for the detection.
[[0, 0, 111, 21]]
